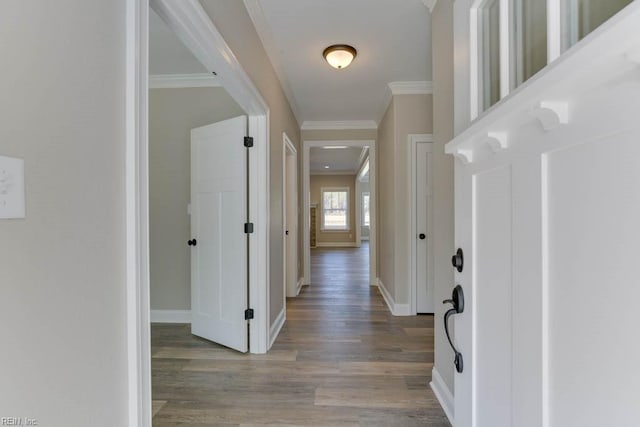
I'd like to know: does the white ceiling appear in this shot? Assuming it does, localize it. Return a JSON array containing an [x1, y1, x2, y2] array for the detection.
[[149, 2, 431, 124], [310, 147, 366, 174], [247, 0, 432, 123], [149, 8, 208, 75]]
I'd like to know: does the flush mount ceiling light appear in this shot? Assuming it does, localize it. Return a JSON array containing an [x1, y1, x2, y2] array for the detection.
[[323, 146, 348, 149], [323, 44, 357, 69]]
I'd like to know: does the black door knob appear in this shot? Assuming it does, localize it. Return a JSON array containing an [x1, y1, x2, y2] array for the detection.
[[451, 248, 464, 272], [285, 230, 289, 235], [188, 239, 197, 247], [419, 233, 426, 240]]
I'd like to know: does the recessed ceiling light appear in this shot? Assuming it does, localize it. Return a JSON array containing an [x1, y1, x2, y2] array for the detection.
[[324, 166, 330, 169], [323, 146, 348, 149], [323, 45, 357, 70]]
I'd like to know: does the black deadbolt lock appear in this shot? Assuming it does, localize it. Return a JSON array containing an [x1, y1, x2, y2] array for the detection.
[[419, 233, 426, 240], [451, 248, 464, 272]]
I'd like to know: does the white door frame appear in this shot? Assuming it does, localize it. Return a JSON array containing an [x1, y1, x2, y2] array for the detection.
[[126, 0, 270, 425], [302, 140, 377, 287], [408, 134, 434, 315], [282, 132, 299, 299]]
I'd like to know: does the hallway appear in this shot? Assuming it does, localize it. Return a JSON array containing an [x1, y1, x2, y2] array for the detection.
[[151, 244, 450, 426]]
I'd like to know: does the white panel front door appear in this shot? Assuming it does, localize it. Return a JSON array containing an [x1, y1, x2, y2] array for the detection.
[[190, 115, 248, 353], [416, 142, 434, 313]]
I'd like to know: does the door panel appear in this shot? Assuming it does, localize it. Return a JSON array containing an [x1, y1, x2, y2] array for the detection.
[[416, 143, 434, 313], [547, 133, 640, 426], [285, 153, 298, 297], [474, 166, 512, 427], [191, 115, 248, 353]]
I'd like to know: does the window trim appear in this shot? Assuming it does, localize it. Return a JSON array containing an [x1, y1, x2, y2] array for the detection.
[[320, 186, 351, 232], [362, 191, 370, 228]]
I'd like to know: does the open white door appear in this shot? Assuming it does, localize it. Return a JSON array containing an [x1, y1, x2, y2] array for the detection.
[[190, 115, 248, 353]]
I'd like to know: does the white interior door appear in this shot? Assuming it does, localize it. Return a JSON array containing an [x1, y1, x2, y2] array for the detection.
[[190, 115, 248, 353], [416, 143, 434, 313], [285, 152, 298, 297]]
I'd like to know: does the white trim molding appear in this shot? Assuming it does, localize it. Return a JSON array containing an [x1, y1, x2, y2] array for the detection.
[[532, 101, 570, 131], [315, 242, 358, 248], [301, 120, 378, 130], [388, 81, 434, 95], [377, 279, 411, 316], [422, 0, 438, 13], [269, 307, 286, 350], [149, 73, 221, 88], [430, 368, 454, 424], [126, 0, 151, 425], [296, 278, 303, 296], [378, 81, 434, 124], [150, 310, 192, 323]]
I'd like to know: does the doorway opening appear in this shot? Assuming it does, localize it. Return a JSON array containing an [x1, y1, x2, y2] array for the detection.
[[126, 1, 271, 424], [302, 140, 376, 294]]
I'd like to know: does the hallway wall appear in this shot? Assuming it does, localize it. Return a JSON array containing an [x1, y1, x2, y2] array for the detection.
[[149, 87, 244, 311], [0, 1, 129, 424], [199, 0, 302, 326], [377, 94, 433, 306]]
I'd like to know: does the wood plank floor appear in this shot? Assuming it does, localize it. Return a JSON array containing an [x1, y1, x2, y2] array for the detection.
[[151, 244, 450, 426]]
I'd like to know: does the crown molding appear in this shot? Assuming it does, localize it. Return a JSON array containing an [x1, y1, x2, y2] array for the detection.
[[388, 81, 433, 95], [301, 120, 378, 130], [310, 170, 358, 176], [377, 81, 434, 123], [243, 0, 302, 125], [149, 73, 221, 88], [422, 0, 438, 13]]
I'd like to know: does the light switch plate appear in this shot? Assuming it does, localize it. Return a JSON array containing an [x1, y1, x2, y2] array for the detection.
[[0, 155, 26, 219]]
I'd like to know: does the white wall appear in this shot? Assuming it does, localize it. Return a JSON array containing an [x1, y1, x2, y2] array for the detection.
[[377, 94, 433, 305], [0, 1, 129, 425], [149, 87, 244, 310]]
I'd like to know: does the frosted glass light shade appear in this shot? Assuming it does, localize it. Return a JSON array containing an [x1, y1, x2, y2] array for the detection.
[[323, 45, 357, 69]]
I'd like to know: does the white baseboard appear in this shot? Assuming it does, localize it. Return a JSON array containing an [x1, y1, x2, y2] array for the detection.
[[269, 307, 286, 350], [394, 302, 411, 316], [430, 367, 454, 425], [377, 279, 411, 316], [150, 309, 191, 323], [315, 242, 357, 247], [296, 278, 303, 295]]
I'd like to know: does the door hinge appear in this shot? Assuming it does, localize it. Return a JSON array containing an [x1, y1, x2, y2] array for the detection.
[[244, 222, 254, 234], [244, 136, 254, 147], [244, 308, 254, 320]]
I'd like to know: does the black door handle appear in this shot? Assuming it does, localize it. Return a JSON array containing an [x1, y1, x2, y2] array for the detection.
[[419, 233, 426, 240], [188, 239, 197, 247], [285, 230, 289, 235], [451, 248, 464, 272], [443, 285, 464, 373]]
